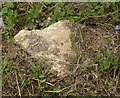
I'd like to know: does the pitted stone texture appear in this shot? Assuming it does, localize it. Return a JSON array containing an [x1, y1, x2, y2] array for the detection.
[[14, 20, 74, 77]]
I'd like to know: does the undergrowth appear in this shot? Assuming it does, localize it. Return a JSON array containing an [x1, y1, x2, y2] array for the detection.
[[2, 2, 18, 40], [2, 2, 120, 38]]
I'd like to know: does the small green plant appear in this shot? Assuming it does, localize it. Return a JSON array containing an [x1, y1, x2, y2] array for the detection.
[[1, 58, 13, 85], [95, 49, 119, 71], [30, 64, 47, 95], [30, 64, 46, 79], [2, 2, 18, 39]]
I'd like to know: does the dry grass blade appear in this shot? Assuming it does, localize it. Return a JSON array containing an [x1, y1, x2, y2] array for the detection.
[[114, 71, 120, 93], [45, 85, 72, 93], [45, 82, 54, 86], [15, 70, 21, 97]]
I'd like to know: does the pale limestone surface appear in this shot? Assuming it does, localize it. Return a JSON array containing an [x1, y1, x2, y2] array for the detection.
[[14, 20, 75, 77]]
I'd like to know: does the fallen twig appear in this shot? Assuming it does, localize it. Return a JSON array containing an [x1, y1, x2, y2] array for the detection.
[[15, 70, 21, 97], [114, 71, 120, 93], [46, 82, 54, 86]]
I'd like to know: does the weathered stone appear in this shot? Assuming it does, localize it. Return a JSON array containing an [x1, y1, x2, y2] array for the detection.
[[14, 20, 75, 77], [14, 20, 120, 78]]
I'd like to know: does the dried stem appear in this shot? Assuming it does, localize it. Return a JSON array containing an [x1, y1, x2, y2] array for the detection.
[[15, 70, 21, 97]]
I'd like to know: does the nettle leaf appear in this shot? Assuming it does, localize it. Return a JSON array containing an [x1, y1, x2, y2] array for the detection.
[[5, 2, 14, 8], [2, 7, 8, 14]]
